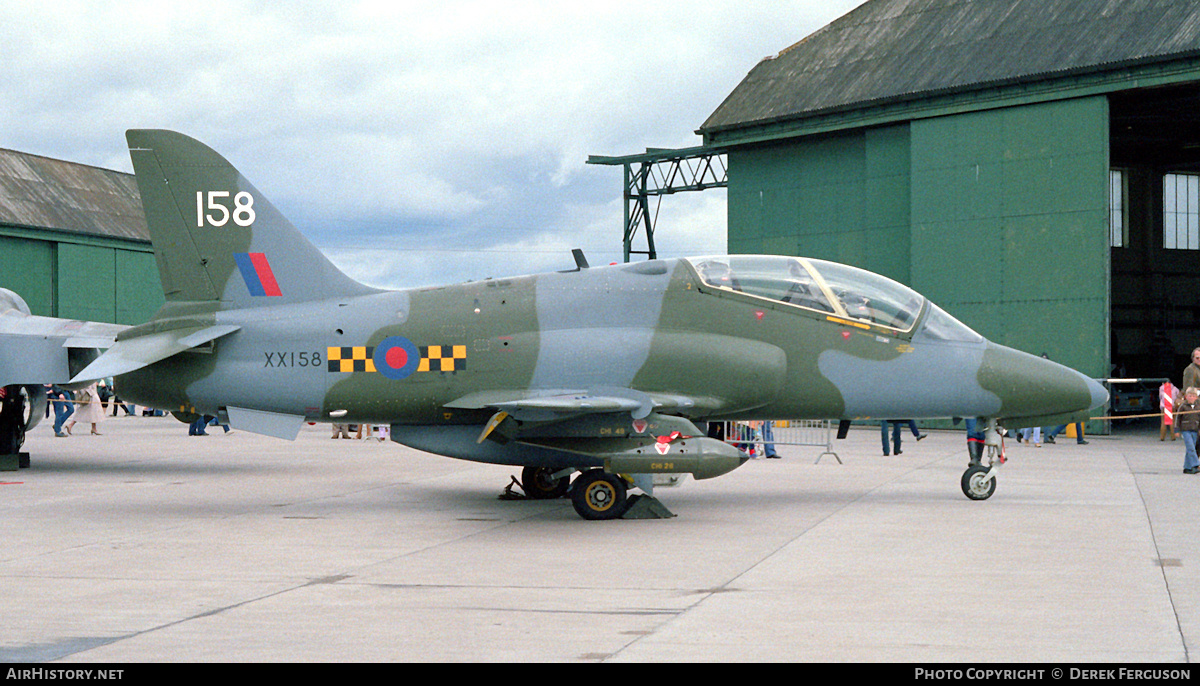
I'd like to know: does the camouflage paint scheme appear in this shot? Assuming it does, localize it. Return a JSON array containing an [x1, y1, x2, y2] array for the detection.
[[54, 130, 1107, 517]]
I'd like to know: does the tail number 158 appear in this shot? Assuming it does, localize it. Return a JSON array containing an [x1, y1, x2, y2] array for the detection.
[[196, 191, 256, 228]]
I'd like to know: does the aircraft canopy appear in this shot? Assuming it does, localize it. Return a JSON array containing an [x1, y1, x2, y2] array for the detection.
[[686, 255, 925, 333]]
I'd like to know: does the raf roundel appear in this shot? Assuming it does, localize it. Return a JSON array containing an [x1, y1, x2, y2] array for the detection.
[[373, 336, 421, 380]]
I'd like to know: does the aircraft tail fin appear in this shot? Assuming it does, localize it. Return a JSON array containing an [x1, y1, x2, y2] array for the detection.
[[126, 129, 377, 308]]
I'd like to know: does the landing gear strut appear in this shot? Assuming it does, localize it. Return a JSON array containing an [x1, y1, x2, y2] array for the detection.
[[0, 385, 35, 470], [520, 465, 572, 500], [961, 419, 1004, 501]]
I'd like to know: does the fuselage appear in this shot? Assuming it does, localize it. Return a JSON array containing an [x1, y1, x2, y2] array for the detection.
[[115, 255, 1106, 431]]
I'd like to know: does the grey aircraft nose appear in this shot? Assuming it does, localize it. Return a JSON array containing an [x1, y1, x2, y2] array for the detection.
[[1086, 376, 1109, 412]]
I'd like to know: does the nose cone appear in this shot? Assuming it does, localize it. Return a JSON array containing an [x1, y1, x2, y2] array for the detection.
[[1086, 376, 1109, 412], [979, 344, 1107, 418]]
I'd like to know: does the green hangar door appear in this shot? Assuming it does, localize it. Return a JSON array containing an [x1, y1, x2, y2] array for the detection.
[[909, 96, 1111, 383]]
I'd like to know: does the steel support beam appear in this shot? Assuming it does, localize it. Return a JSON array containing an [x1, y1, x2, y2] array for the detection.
[[588, 146, 727, 261]]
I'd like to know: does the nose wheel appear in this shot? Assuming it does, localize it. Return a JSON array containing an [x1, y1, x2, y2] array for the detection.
[[961, 464, 996, 500]]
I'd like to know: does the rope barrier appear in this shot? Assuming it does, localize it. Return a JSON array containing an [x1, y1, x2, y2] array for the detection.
[[1090, 410, 1197, 422]]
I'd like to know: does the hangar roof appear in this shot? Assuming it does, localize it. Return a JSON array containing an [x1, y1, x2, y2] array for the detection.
[[701, 0, 1200, 142], [0, 147, 148, 243]]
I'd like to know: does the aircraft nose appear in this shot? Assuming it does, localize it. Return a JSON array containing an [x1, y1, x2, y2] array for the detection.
[[1086, 376, 1109, 412], [980, 344, 1105, 418]]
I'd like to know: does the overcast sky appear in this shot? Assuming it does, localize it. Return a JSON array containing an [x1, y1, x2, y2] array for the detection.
[[1, 1, 866, 289]]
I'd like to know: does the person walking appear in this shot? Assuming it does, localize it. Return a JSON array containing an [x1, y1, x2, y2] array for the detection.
[[64, 382, 104, 436], [1045, 422, 1088, 445], [49, 385, 73, 437], [882, 419, 925, 456]]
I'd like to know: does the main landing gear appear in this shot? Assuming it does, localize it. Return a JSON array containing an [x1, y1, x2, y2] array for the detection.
[[961, 419, 1004, 501], [0, 385, 37, 470], [570, 470, 629, 520], [511, 466, 673, 520], [519, 465, 572, 500]]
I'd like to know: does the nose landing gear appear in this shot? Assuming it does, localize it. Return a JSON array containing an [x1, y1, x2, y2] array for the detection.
[[961, 463, 997, 500], [962, 419, 1004, 501]]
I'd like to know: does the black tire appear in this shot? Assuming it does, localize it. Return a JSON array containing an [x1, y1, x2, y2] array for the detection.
[[521, 465, 571, 500], [0, 385, 27, 455], [961, 464, 996, 501], [570, 470, 629, 520], [0, 419, 20, 455]]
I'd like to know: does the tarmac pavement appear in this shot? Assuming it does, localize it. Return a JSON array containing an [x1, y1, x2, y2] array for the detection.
[[0, 414, 1197, 663]]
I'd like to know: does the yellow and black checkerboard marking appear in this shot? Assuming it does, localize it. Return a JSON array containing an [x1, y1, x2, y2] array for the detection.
[[327, 344, 467, 374], [419, 344, 467, 372], [327, 346, 376, 373]]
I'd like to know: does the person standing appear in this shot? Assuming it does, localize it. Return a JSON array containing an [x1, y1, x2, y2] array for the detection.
[[1184, 348, 1200, 396], [188, 415, 209, 436], [1020, 425, 1042, 447], [1176, 387, 1200, 474], [881, 420, 900, 456], [965, 417, 986, 466], [762, 420, 779, 459], [189, 415, 228, 435]]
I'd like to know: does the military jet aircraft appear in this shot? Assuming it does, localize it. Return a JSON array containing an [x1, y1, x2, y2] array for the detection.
[[0, 130, 1108, 519]]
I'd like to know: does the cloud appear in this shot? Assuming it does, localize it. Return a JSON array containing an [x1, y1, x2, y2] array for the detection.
[[0, 0, 867, 288]]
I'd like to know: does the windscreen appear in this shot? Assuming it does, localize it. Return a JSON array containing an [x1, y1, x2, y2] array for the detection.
[[805, 259, 924, 332], [915, 303, 984, 343]]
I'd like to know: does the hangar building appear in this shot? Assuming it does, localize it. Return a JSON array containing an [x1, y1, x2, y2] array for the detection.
[[0, 148, 161, 324], [699, 0, 1200, 386]]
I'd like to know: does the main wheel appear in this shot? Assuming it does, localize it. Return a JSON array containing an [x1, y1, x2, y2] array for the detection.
[[521, 465, 571, 500], [570, 470, 629, 520], [961, 464, 996, 501]]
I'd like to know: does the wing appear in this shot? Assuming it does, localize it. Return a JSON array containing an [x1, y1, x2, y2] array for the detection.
[[0, 308, 128, 386], [0, 287, 241, 386]]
